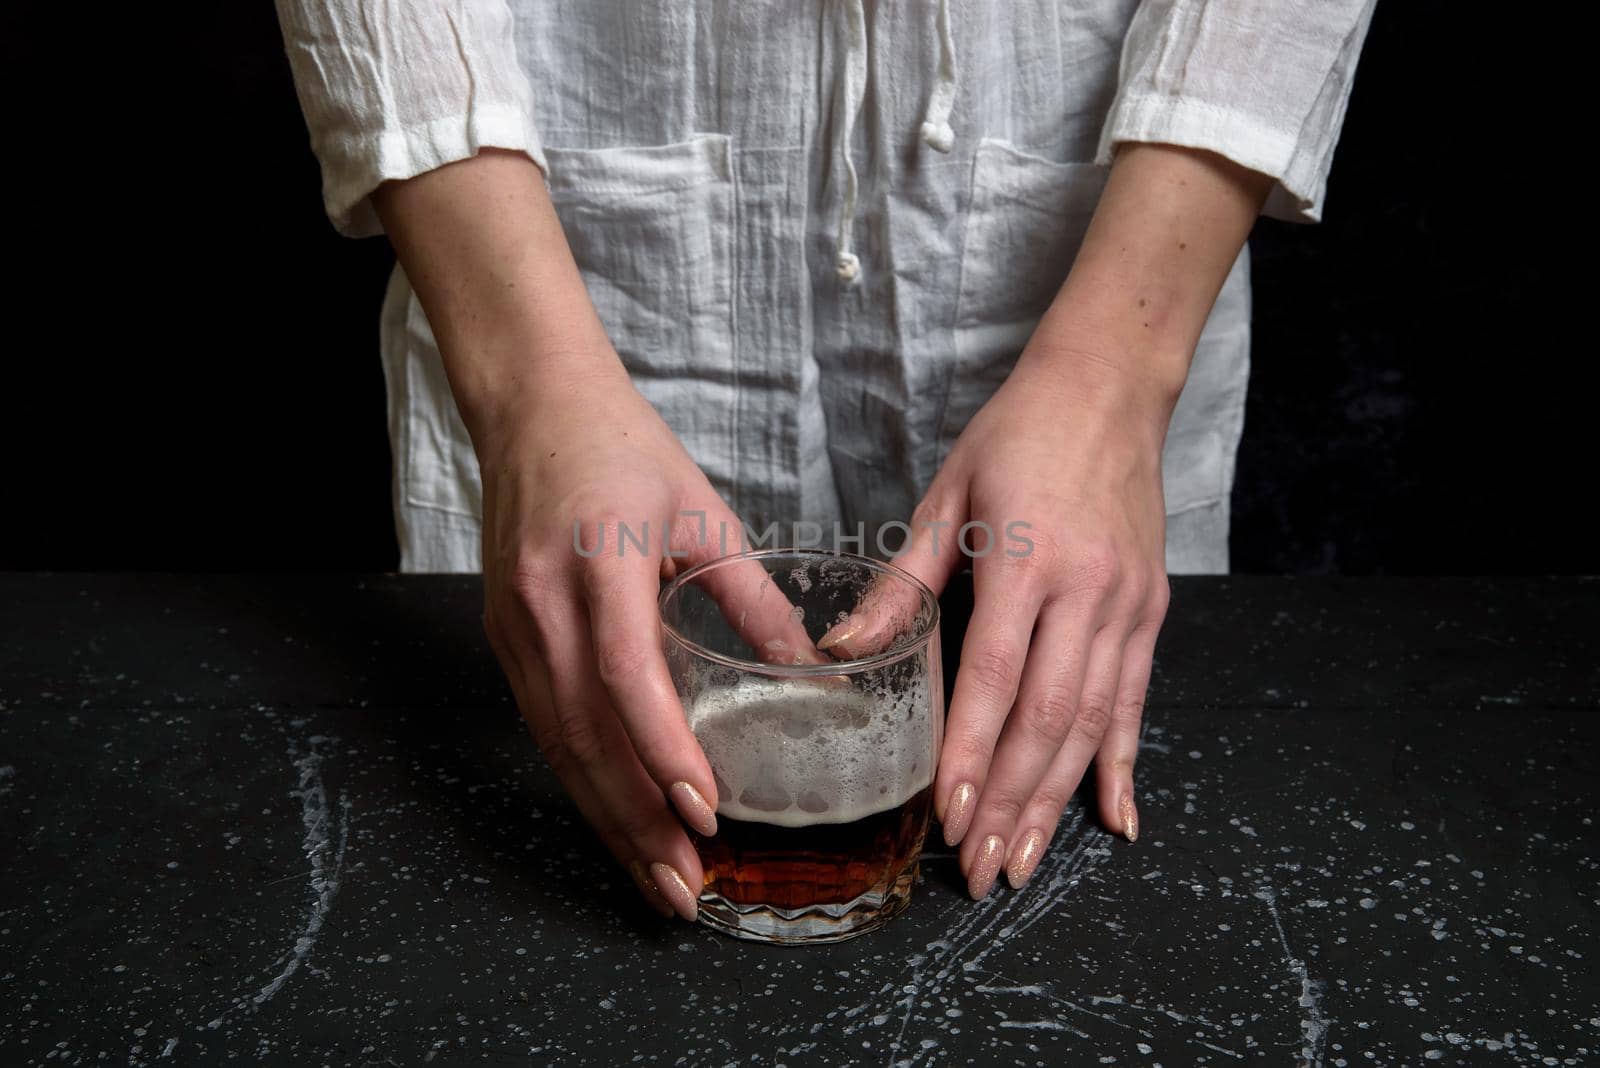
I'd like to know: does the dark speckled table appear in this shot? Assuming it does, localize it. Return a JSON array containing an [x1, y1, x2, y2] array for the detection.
[[1, 575, 1596, 1066]]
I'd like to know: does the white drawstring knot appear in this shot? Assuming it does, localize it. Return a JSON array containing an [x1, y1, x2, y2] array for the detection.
[[920, 119, 955, 153], [835, 251, 861, 283]]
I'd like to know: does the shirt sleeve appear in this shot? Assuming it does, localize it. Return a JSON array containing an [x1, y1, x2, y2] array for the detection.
[[1096, 0, 1378, 223], [274, 0, 546, 237]]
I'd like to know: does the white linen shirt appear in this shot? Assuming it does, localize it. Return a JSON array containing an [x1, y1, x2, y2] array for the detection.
[[276, 0, 1375, 573]]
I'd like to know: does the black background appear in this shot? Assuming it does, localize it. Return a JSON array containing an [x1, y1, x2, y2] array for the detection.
[[1, 4, 1585, 574]]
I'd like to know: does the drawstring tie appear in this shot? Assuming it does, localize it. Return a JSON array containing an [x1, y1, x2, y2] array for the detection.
[[832, 0, 958, 286], [919, 0, 958, 153], [832, 0, 868, 283]]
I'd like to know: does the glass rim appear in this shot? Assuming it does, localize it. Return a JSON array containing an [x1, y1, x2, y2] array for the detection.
[[657, 548, 940, 677]]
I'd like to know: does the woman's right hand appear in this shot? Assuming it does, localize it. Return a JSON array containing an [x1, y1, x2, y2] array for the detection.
[[373, 149, 749, 921], [475, 362, 743, 922]]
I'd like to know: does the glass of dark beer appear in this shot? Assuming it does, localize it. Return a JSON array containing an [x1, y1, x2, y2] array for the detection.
[[659, 549, 943, 944]]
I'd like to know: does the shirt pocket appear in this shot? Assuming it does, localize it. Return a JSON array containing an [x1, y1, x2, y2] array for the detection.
[[399, 134, 738, 519], [939, 139, 1107, 458]]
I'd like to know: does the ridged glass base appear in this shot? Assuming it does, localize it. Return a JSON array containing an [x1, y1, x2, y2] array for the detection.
[[694, 861, 919, 944]]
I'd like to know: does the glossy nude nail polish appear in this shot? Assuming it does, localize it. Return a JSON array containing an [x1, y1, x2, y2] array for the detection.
[[630, 861, 675, 918], [669, 781, 719, 837], [942, 782, 976, 846], [1005, 828, 1045, 889], [648, 862, 699, 922], [968, 834, 1005, 899]]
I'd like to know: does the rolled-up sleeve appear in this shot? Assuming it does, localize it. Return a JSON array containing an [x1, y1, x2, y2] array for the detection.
[[274, 0, 546, 237], [1096, 0, 1377, 222]]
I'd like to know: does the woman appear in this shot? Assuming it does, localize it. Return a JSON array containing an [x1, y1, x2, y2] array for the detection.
[[275, 1, 1374, 919]]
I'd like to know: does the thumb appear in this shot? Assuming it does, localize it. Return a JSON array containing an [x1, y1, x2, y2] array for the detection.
[[818, 489, 968, 658]]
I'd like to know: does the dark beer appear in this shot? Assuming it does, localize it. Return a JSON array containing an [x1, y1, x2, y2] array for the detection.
[[693, 785, 933, 909], [685, 678, 936, 925]]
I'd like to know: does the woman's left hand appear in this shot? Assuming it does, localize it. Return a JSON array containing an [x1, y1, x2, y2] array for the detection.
[[821, 144, 1270, 898], [854, 341, 1174, 897]]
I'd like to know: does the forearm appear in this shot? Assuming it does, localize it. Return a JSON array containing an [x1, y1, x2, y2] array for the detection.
[[373, 149, 623, 443], [1021, 143, 1272, 426]]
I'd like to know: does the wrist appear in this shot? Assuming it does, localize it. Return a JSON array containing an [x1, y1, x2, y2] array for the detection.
[[1014, 316, 1189, 444], [447, 328, 632, 455]]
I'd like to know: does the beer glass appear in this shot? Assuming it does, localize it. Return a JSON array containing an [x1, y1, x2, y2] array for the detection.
[[659, 549, 943, 944]]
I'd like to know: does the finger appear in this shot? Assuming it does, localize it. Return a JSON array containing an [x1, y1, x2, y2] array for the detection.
[[952, 601, 1104, 893], [891, 488, 969, 599], [665, 505, 835, 667], [582, 551, 720, 834], [1095, 617, 1160, 844], [487, 616, 675, 917], [690, 555, 829, 666], [931, 554, 1047, 852], [519, 595, 707, 920], [821, 491, 966, 659], [814, 567, 926, 660], [544, 687, 706, 921], [993, 622, 1126, 890], [993, 701, 1109, 896]]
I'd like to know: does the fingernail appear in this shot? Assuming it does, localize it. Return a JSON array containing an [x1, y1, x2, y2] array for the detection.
[[816, 617, 861, 652], [968, 834, 1005, 899], [648, 862, 698, 922], [942, 782, 976, 846], [1005, 828, 1045, 889], [1120, 793, 1139, 843], [670, 781, 718, 837], [630, 860, 675, 918]]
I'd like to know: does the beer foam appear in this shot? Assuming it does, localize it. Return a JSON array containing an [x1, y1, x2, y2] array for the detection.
[[687, 677, 935, 828]]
